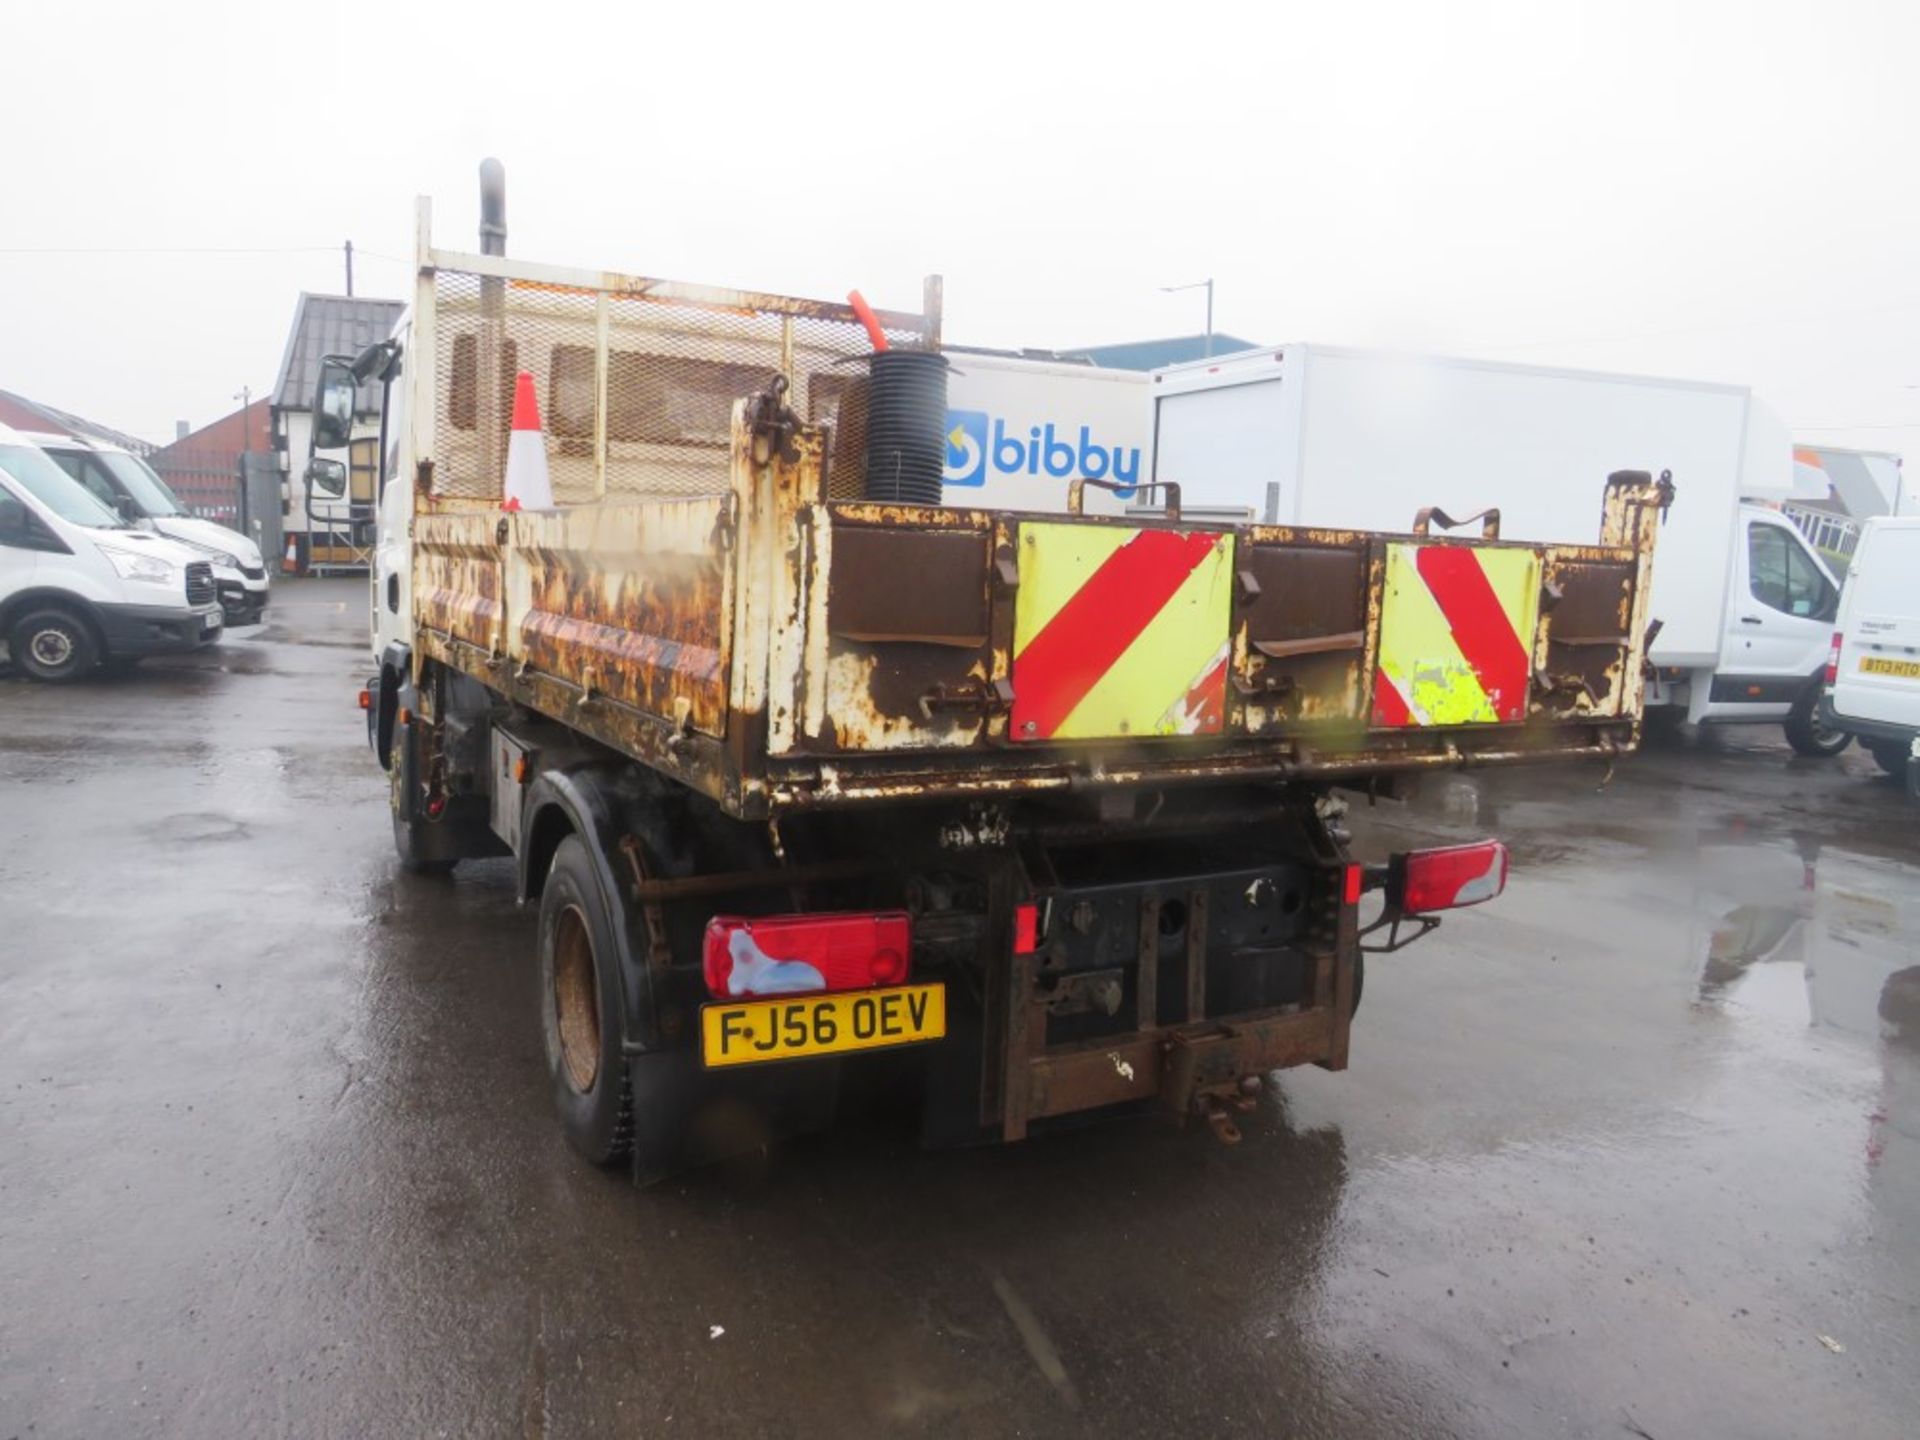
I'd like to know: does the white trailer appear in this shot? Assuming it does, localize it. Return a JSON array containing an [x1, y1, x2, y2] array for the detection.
[[1149, 344, 1851, 753], [941, 351, 1147, 515]]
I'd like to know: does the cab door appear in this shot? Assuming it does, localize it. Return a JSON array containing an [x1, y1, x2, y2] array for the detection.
[[1703, 512, 1839, 717]]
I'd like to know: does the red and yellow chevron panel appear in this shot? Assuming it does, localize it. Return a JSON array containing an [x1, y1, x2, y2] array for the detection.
[[1011, 523, 1233, 742], [1372, 543, 1540, 727]]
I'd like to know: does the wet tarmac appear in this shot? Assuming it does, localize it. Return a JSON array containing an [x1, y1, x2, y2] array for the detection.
[[3, 577, 1917, 1438]]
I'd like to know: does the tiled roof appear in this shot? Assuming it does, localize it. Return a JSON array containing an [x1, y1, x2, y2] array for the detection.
[[271, 293, 405, 412]]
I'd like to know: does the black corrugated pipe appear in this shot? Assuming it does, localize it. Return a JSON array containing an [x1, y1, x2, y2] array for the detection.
[[862, 350, 949, 505]]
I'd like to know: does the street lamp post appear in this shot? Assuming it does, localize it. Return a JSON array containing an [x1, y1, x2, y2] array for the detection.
[[1161, 279, 1215, 357], [233, 385, 252, 532]]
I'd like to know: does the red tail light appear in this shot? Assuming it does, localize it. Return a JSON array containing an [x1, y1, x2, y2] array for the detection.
[[1399, 841, 1509, 914], [1825, 631, 1842, 687], [703, 912, 911, 999], [1012, 902, 1040, 955]]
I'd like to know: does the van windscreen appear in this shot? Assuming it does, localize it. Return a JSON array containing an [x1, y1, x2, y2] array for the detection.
[[0, 444, 129, 528]]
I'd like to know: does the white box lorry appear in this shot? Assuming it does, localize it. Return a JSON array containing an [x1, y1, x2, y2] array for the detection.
[[940, 350, 1148, 515], [1148, 344, 1850, 754]]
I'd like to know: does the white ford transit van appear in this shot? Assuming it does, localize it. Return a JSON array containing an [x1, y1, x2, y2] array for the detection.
[[1823, 515, 1920, 792], [0, 424, 223, 681]]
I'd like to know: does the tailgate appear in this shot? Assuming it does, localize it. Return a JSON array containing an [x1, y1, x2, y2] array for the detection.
[[781, 502, 1657, 758]]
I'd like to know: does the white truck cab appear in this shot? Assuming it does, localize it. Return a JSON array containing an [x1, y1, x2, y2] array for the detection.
[[1822, 516, 1920, 789], [0, 424, 224, 681], [24, 431, 270, 626], [1678, 504, 1843, 746]]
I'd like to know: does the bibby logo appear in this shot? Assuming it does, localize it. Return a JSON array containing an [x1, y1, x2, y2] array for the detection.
[[942, 410, 1140, 496], [945, 410, 989, 487]]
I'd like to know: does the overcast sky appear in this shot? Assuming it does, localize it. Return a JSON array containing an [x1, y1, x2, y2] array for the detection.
[[4, 0, 1915, 469]]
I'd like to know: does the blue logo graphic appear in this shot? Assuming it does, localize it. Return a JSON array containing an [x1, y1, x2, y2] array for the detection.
[[941, 409, 1140, 495], [944, 410, 989, 486]]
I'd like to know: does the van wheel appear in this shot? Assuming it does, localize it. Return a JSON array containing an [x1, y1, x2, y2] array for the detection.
[[1868, 739, 1912, 777], [538, 835, 634, 1165], [1784, 688, 1851, 758], [8, 608, 99, 683]]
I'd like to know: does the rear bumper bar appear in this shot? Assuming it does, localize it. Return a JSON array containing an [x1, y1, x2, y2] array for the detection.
[[1820, 696, 1916, 748], [1024, 1005, 1343, 1125]]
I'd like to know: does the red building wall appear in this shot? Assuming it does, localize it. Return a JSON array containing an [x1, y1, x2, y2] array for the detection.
[[148, 400, 272, 522]]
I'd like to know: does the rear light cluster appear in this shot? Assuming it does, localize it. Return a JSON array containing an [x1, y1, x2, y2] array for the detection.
[[703, 912, 911, 999], [1825, 631, 1842, 687], [1399, 840, 1509, 914]]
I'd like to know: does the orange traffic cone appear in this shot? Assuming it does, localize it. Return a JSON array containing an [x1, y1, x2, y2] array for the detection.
[[282, 534, 300, 574], [502, 372, 554, 512]]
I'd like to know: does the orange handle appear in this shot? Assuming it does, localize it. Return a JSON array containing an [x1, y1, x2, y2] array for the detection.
[[847, 290, 889, 352]]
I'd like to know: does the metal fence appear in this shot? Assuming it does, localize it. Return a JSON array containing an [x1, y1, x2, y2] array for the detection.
[[1783, 502, 1861, 560], [428, 266, 925, 505], [150, 449, 244, 524]]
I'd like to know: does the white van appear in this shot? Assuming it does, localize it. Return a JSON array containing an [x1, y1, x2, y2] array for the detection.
[[0, 424, 224, 681], [25, 431, 270, 626], [1822, 516, 1920, 788]]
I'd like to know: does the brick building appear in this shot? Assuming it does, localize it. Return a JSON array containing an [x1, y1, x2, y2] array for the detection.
[[147, 401, 273, 523]]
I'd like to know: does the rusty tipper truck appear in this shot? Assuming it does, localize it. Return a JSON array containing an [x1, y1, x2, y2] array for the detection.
[[338, 167, 1671, 1179]]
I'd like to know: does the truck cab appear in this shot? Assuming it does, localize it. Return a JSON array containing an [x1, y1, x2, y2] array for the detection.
[[0, 424, 224, 681], [1679, 503, 1844, 750], [26, 431, 271, 627]]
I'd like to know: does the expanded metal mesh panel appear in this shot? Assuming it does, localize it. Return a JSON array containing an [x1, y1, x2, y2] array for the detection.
[[430, 268, 919, 503]]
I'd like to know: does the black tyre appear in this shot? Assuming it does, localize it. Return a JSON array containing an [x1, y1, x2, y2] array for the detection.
[[388, 720, 458, 876], [1868, 739, 1912, 777], [538, 835, 633, 1165], [1784, 687, 1851, 758], [8, 607, 99, 683]]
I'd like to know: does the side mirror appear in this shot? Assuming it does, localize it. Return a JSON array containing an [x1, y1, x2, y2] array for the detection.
[[312, 356, 358, 450], [306, 458, 347, 499]]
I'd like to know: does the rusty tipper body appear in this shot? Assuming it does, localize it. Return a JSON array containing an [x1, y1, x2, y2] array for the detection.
[[347, 173, 1670, 1178]]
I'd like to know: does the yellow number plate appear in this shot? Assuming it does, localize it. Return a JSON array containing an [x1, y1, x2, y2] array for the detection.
[[1860, 656, 1920, 678], [701, 983, 946, 1069]]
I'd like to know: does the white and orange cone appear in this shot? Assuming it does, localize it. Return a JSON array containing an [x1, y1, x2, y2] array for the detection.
[[502, 371, 554, 512]]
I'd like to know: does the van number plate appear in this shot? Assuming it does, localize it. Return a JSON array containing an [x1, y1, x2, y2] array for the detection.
[[1860, 656, 1920, 678], [701, 984, 946, 1069]]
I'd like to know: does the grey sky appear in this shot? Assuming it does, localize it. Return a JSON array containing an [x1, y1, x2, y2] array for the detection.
[[4, 0, 1914, 473]]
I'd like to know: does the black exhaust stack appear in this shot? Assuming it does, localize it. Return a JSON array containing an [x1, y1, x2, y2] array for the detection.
[[479, 158, 507, 257]]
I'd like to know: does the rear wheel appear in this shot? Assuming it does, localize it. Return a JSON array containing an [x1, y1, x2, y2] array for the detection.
[[1784, 687, 1851, 758], [8, 607, 98, 683], [388, 719, 457, 875], [1868, 739, 1913, 777], [538, 835, 633, 1165]]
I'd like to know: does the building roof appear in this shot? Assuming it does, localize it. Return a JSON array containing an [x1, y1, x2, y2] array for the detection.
[[1058, 333, 1265, 372], [0, 390, 156, 453], [271, 293, 404, 413], [944, 343, 1097, 366]]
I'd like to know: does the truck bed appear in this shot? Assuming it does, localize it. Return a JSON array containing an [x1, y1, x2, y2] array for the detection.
[[403, 249, 1669, 820]]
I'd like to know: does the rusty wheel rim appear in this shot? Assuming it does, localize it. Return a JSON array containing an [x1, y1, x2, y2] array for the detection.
[[552, 904, 601, 1093]]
